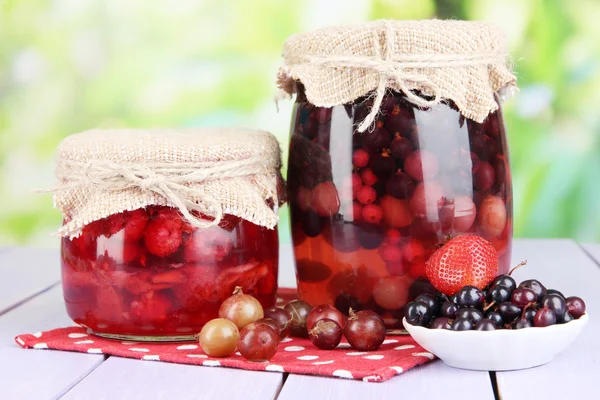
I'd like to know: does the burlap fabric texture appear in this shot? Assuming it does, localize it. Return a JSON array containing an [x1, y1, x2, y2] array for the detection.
[[277, 19, 517, 131], [49, 128, 285, 237]]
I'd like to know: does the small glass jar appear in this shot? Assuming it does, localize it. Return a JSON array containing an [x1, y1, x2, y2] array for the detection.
[[287, 87, 512, 327], [61, 207, 278, 341]]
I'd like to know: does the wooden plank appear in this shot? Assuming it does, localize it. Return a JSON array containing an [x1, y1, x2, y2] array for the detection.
[[495, 239, 600, 400], [279, 361, 494, 400], [61, 357, 283, 400], [0, 247, 61, 315], [0, 285, 105, 399], [581, 243, 600, 266]]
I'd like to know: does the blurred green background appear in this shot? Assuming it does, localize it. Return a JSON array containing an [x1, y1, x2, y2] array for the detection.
[[1, 0, 599, 246]]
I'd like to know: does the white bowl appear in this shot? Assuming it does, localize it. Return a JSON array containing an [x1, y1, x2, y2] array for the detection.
[[403, 313, 589, 371]]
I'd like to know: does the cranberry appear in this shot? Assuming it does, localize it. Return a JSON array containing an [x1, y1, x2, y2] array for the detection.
[[478, 195, 507, 237], [344, 310, 386, 351], [475, 161, 496, 191], [380, 195, 414, 228], [238, 322, 279, 362], [306, 304, 346, 329], [404, 150, 439, 181], [356, 185, 377, 205], [310, 181, 340, 217], [370, 151, 395, 178], [409, 181, 445, 218], [264, 307, 292, 338], [372, 276, 411, 310], [361, 204, 383, 223], [390, 134, 413, 160], [295, 259, 332, 283], [387, 171, 416, 199], [360, 168, 378, 185], [351, 173, 363, 194], [352, 149, 370, 168], [309, 319, 343, 350]]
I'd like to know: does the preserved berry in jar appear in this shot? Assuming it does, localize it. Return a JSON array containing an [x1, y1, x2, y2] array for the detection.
[[279, 20, 516, 327]]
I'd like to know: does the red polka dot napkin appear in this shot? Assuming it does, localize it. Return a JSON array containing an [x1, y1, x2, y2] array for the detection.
[[14, 289, 435, 382]]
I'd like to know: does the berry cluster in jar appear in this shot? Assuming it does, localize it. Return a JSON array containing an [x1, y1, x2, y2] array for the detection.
[[287, 87, 512, 326], [199, 289, 387, 362], [61, 206, 278, 337], [405, 266, 587, 331]]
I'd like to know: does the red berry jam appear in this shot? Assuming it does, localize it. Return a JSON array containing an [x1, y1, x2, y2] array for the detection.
[[61, 206, 278, 340], [287, 89, 512, 328]]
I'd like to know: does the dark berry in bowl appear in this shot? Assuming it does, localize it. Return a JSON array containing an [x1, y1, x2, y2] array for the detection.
[[565, 296, 586, 319], [546, 289, 565, 299], [511, 288, 538, 308], [451, 317, 473, 331], [498, 302, 522, 322], [533, 307, 557, 327], [405, 301, 432, 327], [541, 294, 566, 319], [485, 310, 504, 327], [488, 274, 516, 292], [523, 308, 537, 323], [513, 319, 532, 329], [475, 319, 497, 331], [560, 312, 574, 323], [430, 317, 452, 330], [518, 279, 547, 301], [486, 285, 512, 304], [414, 293, 440, 317], [456, 308, 484, 325], [455, 286, 485, 308], [441, 301, 459, 319]]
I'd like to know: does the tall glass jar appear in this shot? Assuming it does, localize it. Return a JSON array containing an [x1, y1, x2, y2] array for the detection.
[[287, 87, 512, 327]]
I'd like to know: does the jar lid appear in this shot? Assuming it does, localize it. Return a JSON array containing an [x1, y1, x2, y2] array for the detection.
[[51, 128, 284, 237], [277, 19, 517, 130]]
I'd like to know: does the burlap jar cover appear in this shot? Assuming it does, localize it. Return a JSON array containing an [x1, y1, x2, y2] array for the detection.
[[277, 19, 517, 131], [50, 128, 285, 238]]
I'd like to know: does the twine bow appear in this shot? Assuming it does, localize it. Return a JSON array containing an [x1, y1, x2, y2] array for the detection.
[[280, 20, 508, 132], [45, 156, 276, 229]]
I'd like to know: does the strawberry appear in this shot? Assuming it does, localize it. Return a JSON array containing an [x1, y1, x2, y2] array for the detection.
[[130, 291, 173, 323], [425, 235, 498, 295], [144, 209, 183, 257], [123, 209, 149, 241], [184, 229, 233, 264]]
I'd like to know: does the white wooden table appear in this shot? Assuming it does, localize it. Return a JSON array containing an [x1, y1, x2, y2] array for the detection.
[[0, 240, 598, 400]]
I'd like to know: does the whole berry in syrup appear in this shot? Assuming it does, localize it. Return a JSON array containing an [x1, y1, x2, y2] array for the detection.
[[263, 307, 292, 339], [238, 321, 279, 362], [510, 288, 538, 308], [334, 293, 362, 315], [475, 319, 497, 331], [284, 299, 312, 338], [565, 296, 586, 319], [451, 317, 473, 331], [218, 287, 264, 330], [541, 294, 566, 319], [352, 149, 370, 168], [486, 285, 512, 304], [513, 319, 532, 329], [372, 276, 411, 311], [441, 301, 459, 319], [485, 310, 504, 327], [301, 210, 322, 238], [371, 150, 396, 178], [405, 301, 432, 327], [533, 307, 556, 327], [389, 134, 413, 160], [306, 304, 346, 330], [310, 181, 340, 217], [498, 302, 522, 322], [344, 309, 386, 351], [362, 204, 383, 224], [387, 171, 416, 199], [518, 279, 547, 302], [430, 317, 452, 330], [198, 318, 240, 357], [357, 223, 385, 249], [414, 293, 440, 316], [360, 168, 378, 186], [425, 235, 499, 295], [455, 286, 485, 308], [308, 318, 343, 350], [456, 308, 484, 325], [356, 185, 377, 205], [404, 150, 439, 181]]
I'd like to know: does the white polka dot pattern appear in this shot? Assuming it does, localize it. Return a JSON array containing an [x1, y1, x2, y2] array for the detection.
[[297, 355, 319, 361], [176, 344, 198, 350], [284, 346, 304, 352]]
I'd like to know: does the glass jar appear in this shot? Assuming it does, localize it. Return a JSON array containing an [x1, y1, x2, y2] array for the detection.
[[62, 206, 278, 341], [287, 88, 512, 327]]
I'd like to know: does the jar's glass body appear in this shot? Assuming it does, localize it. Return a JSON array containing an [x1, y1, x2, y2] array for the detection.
[[287, 90, 512, 328], [61, 206, 278, 341]]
